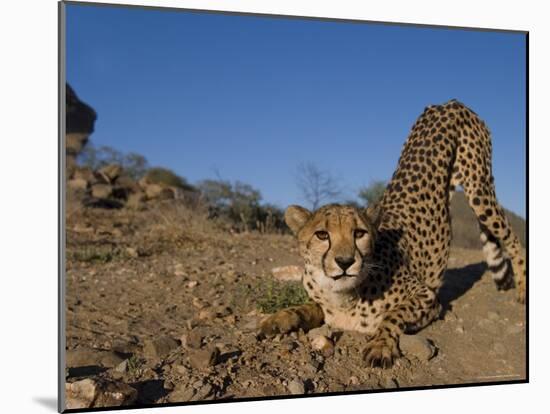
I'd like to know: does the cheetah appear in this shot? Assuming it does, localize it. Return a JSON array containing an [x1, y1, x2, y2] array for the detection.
[[260, 99, 526, 368]]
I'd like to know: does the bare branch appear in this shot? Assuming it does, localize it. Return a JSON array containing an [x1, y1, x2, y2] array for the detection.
[[295, 162, 342, 210]]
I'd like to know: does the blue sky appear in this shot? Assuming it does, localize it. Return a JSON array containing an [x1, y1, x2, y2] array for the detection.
[[66, 4, 526, 217]]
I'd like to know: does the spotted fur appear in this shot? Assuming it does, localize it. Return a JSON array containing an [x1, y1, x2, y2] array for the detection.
[[260, 100, 526, 368]]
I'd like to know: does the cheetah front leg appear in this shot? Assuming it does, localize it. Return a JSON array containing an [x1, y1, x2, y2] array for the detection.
[[259, 303, 324, 338], [363, 284, 441, 368]]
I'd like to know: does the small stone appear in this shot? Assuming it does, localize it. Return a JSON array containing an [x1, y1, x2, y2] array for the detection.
[[143, 336, 179, 360], [114, 359, 128, 373], [186, 280, 199, 289], [349, 376, 360, 385], [188, 346, 219, 369], [455, 325, 465, 334], [287, 379, 305, 395], [271, 265, 303, 282], [310, 335, 334, 357], [399, 334, 436, 361], [214, 306, 232, 318], [125, 247, 139, 258], [192, 297, 208, 309]]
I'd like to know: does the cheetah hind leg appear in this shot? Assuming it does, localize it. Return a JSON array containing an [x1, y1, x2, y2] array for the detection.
[[480, 224, 515, 291], [463, 187, 526, 303]]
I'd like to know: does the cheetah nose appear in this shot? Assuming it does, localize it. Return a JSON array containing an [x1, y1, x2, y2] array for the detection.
[[335, 256, 355, 272]]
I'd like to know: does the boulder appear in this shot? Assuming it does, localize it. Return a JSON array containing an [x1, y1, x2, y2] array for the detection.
[[66, 347, 124, 369], [126, 191, 147, 209], [143, 336, 179, 360], [91, 183, 113, 199], [188, 346, 219, 369], [98, 164, 122, 183], [115, 175, 140, 192], [399, 334, 436, 361], [145, 184, 174, 200], [67, 178, 88, 191], [73, 167, 97, 185], [66, 84, 97, 173], [65, 378, 137, 409]]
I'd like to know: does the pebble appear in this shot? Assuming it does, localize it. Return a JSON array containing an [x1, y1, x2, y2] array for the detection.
[[125, 247, 139, 258], [349, 375, 360, 385], [287, 379, 305, 395], [310, 335, 335, 357], [186, 281, 199, 289], [114, 359, 128, 373], [399, 335, 436, 361]]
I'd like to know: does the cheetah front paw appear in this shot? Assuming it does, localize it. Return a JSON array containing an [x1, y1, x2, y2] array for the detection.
[[259, 310, 302, 338], [362, 335, 400, 368]]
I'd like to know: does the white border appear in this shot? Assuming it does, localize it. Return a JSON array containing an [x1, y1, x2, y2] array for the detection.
[[1, 0, 546, 413]]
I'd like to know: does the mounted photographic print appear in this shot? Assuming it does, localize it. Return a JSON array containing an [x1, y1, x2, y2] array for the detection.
[[60, 1, 528, 411]]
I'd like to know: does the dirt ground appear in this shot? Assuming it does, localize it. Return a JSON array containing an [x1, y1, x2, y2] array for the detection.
[[64, 200, 526, 408]]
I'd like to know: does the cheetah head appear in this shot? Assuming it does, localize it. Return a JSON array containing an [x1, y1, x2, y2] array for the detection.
[[285, 203, 381, 293]]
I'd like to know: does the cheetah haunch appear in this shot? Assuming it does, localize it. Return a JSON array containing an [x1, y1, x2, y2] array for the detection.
[[260, 100, 526, 368]]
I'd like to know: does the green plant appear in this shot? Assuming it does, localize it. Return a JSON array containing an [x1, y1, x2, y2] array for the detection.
[[256, 279, 310, 314], [78, 144, 150, 180], [127, 355, 143, 374], [358, 180, 387, 206], [145, 167, 195, 191]]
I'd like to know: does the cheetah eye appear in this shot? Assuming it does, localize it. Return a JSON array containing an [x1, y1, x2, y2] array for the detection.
[[354, 229, 368, 238], [315, 231, 329, 241]]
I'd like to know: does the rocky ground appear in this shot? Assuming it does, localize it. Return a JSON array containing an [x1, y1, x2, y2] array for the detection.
[[64, 200, 526, 410]]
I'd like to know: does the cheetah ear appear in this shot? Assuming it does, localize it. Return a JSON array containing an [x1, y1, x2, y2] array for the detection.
[[364, 203, 383, 229], [285, 205, 312, 234]]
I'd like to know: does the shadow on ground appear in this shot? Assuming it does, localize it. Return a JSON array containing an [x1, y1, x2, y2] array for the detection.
[[438, 261, 487, 316]]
